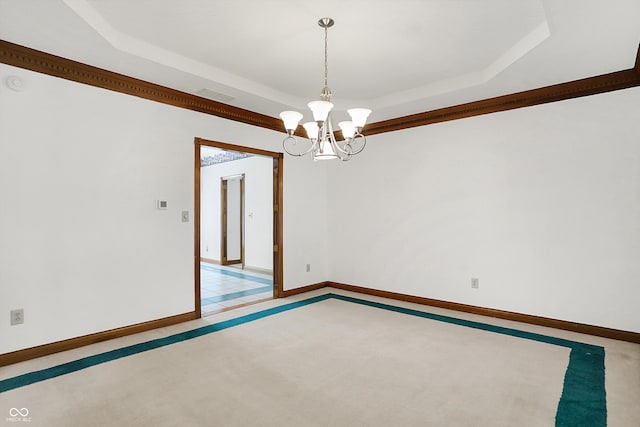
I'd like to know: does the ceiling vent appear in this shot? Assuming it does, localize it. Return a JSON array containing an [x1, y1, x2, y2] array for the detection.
[[197, 88, 235, 103]]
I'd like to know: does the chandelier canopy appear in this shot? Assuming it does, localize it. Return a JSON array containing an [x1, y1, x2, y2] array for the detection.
[[279, 18, 372, 161]]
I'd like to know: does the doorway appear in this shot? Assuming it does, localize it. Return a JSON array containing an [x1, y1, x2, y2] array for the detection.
[[220, 174, 244, 267], [194, 138, 283, 318]]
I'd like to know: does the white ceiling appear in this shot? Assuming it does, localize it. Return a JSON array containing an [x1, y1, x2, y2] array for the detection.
[[1, 0, 639, 123]]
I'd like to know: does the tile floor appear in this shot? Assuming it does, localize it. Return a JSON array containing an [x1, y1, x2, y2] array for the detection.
[[200, 262, 273, 314]]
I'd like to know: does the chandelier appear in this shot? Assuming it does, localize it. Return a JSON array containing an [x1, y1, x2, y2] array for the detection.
[[279, 18, 372, 161]]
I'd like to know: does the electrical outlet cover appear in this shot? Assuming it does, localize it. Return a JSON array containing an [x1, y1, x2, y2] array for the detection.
[[10, 309, 24, 325]]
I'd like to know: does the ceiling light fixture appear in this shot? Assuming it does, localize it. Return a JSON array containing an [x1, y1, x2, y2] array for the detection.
[[279, 18, 371, 161]]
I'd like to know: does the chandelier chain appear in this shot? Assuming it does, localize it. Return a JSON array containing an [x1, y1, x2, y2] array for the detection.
[[324, 25, 328, 88]]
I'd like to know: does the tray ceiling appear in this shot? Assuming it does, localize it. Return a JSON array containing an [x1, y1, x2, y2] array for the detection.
[[1, 0, 639, 122]]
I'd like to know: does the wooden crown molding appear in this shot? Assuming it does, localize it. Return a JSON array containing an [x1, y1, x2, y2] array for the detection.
[[0, 39, 284, 133], [364, 44, 640, 136], [1, 39, 639, 136]]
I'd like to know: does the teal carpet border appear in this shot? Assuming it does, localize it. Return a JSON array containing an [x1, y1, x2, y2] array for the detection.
[[0, 293, 606, 426], [200, 285, 273, 305], [330, 294, 606, 427], [200, 264, 273, 285], [0, 294, 329, 394]]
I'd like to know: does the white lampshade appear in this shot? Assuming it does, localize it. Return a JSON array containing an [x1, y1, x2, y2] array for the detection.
[[302, 121, 319, 140], [279, 111, 303, 132], [314, 138, 337, 160], [347, 108, 372, 128], [338, 121, 356, 139], [307, 100, 334, 122]]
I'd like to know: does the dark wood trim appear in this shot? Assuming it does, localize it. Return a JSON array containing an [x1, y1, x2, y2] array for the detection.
[[282, 282, 329, 297], [2, 39, 639, 139], [327, 282, 640, 344], [2, 279, 637, 366], [0, 311, 197, 367], [0, 39, 284, 133], [273, 154, 284, 298], [194, 144, 202, 318], [199, 140, 282, 157], [194, 138, 284, 300], [364, 47, 640, 136]]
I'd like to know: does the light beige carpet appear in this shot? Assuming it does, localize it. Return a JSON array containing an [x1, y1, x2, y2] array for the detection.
[[1, 297, 573, 426]]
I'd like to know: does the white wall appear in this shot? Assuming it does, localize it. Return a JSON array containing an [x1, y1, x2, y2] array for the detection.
[[328, 86, 640, 333], [200, 155, 273, 270], [3, 60, 637, 356], [0, 63, 330, 354]]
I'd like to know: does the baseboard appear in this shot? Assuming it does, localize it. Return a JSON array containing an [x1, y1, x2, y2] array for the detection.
[[0, 311, 197, 367], [199, 259, 272, 275], [242, 265, 273, 275], [282, 282, 329, 297], [327, 282, 640, 344], [4, 282, 637, 367]]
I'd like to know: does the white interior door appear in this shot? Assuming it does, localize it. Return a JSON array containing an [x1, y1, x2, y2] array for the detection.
[[221, 174, 244, 265], [225, 177, 242, 261]]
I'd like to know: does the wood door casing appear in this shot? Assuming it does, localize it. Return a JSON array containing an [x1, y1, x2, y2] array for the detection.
[[194, 138, 283, 317]]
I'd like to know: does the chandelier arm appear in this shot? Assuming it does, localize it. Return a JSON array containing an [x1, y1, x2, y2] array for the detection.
[[334, 139, 352, 161], [282, 136, 316, 157], [326, 119, 352, 161], [323, 114, 363, 159], [332, 138, 353, 156], [348, 133, 367, 155]]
